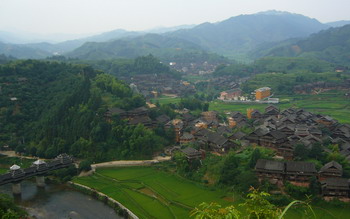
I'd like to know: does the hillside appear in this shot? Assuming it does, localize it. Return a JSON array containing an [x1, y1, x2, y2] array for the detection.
[[166, 11, 328, 58], [0, 60, 171, 161], [0, 42, 51, 59], [66, 33, 206, 60], [255, 24, 350, 65]]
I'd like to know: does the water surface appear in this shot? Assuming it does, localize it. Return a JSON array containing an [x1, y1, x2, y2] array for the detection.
[[0, 180, 121, 219]]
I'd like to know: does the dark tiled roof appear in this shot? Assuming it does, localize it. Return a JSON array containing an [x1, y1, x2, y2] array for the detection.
[[128, 106, 148, 114], [268, 131, 287, 140], [217, 126, 232, 136], [181, 132, 194, 140], [255, 159, 284, 172], [108, 107, 126, 115], [156, 114, 171, 124], [208, 132, 228, 146], [321, 178, 350, 189], [181, 147, 201, 156], [129, 116, 152, 125], [285, 161, 317, 174], [232, 131, 246, 140], [320, 161, 342, 172]]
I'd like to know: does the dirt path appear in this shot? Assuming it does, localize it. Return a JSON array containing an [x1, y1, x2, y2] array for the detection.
[[0, 150, 38, 160], [91, 156, 171, 170]]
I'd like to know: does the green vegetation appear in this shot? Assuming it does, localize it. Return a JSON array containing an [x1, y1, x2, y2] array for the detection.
[[74, 166, 231, 219], [0, 60, 170, 162], [0, 194, 28, 218], [0, 155, 36, 169], [208, 90, 350, 124], [259, 24, 350, 66], [72, 54, 180, 78], [191, 189, 304, 219]]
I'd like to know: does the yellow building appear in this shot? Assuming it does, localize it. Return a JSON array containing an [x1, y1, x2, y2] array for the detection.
[[255, 87, 271, 100]]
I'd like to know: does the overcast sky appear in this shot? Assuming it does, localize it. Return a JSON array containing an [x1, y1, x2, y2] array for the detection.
[[1, 0, 350, 35]]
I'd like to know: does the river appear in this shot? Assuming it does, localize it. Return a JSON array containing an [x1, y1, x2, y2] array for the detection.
[[0, 180, 122, 219]]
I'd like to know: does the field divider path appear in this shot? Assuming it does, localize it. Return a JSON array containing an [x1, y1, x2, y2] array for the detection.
[[89, 172, 155, 218], [95, 171, 178, 218], [96, 170, 190, 218]]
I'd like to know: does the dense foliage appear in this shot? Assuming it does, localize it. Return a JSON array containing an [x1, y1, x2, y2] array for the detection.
[[258, 24, 350, 66], [0, 60, 169, 161], [0, 194, 27, 218]]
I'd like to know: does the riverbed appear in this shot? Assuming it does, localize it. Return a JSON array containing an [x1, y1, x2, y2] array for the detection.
[[0, 180, 121, 219]]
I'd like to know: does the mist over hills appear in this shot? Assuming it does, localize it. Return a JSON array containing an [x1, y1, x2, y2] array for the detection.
[[253, 24, 350, 65], [166, 11, 328, 57], [66, 33, 204, 60], [1, 10, 350, 62]]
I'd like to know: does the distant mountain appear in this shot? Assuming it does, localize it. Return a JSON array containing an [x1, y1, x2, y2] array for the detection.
[[254, 24, 350, 65], [66, 33, 205, 60], [166, 10, 328, 57], [0, 41, 51, 59], [146, 24, 196, 34], [2, 10, 349, 61], [326, 20, 350, 27]]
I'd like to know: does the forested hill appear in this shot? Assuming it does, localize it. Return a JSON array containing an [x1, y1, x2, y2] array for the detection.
[[254, 24, 350, 66], [166, 10, 327, 57], [67, 33, 204, 60], [0, 60, 169, 161]]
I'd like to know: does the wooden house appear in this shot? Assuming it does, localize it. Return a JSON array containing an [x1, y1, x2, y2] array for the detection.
[[104, 107, 127, 121], [250, 110, 262, 120], [277, 124, 295, 136], [285, 161, 317, 187], [319, 161, 343, 180], [259, 131, 287, 148], [246, 128, 269, 145], [277, 144, 294, 160], [181, 147, 202, 161], [321, 178, 350, 199], [128, 106, 149, 118], [264, 105, 279, 117], [255, 159, 284, 185], [180, 132, 195, 144]]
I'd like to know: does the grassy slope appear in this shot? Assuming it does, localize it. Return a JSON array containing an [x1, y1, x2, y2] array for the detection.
[[213, 91, 350, 124], [73, 166, 350, 219], [152, 91, 350, 124], [74, 166, 231, 219]]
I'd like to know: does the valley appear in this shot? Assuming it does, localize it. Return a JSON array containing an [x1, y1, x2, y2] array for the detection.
[[1, 5, 350, 219]]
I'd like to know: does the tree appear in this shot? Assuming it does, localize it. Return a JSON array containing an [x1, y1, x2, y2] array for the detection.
[[219, 153, 240, 185], [249, 148, 261, 168], [294, 144, 309, 160], [79, 160, 92, 172], [190, 188, 315, 219]]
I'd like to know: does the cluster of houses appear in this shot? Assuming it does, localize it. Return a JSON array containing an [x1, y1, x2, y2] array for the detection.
[[119, 74, 196, 99], [255, 159, 350, 200], [294, 79, 350, 95], [168, 61, 219, 75], [164, 105, 350, 161], [104, 102, 350, 200], [219, 86, 279, 103], [158, 104, 350, 200]]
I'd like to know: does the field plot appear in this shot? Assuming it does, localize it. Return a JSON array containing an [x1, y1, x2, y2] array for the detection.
[[73, 166, 350, 219], [73, 166, 231, 219], [209, 92, 350, 124]]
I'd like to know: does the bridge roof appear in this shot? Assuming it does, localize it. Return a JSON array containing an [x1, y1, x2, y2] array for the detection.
[[33, 160, 46, 165], [10, 164, 20, 170]]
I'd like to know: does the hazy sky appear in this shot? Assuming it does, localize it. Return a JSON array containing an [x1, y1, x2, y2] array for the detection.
[[1, 0, 350, 35]]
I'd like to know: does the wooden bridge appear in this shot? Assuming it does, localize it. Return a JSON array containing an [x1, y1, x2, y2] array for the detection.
[[0, 154, 74, 194]]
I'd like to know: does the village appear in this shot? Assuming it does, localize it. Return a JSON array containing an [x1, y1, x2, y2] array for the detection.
[[105, 100, 350, 201]]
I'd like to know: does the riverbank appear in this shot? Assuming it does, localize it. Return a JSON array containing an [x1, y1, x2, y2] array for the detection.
[[0, 181, 121, 219], [73, 166, 231, 219], [69, 181, 139, 219]]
